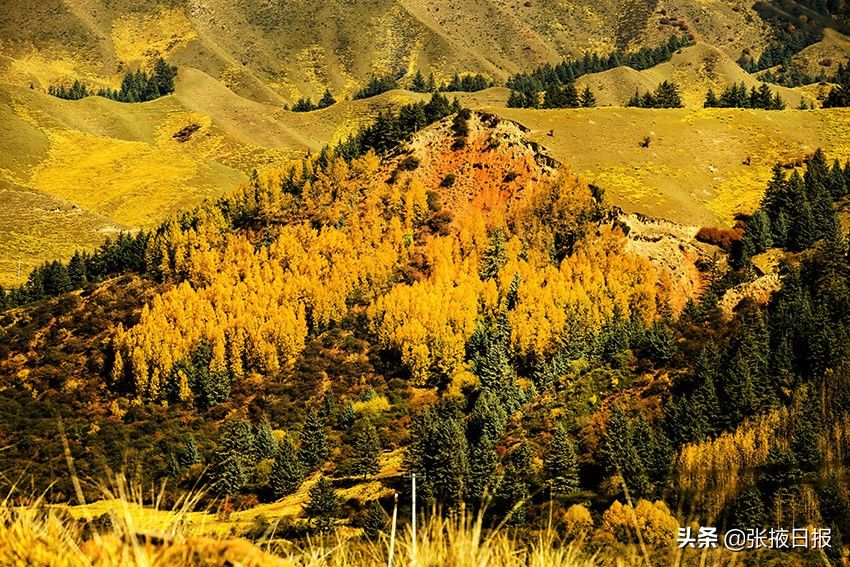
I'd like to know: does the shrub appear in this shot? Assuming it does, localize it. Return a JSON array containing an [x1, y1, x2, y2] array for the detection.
[[696, 226, 744, 251]]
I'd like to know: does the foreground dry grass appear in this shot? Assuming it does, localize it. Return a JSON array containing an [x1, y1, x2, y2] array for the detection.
[[0, 477, 746, 567]]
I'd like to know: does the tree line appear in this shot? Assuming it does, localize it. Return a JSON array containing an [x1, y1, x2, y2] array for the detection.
[[626, 81, 684, 108], [504, 35, 693, 108], [823, 64, 850, 107], [287, 89, 336, 112], [703, 83, 786, 110], [48, 58, 177, 103], [507, 82, 597, 109], [0, 232, 149, 311]]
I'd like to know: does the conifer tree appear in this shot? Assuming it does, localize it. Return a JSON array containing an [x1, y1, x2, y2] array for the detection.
[[479, 228, 507, 281], [704, 87, 719, 107], [603, 406, 651, 498], [304, 476, 340, 533], [211, 452, 246, 496], [653, 80, 683, 108], [164, 452, 180, 478], [351, 421, 381, 479], [68, 252, 87, 288], [493, 443, 531, 525], [363, 500, 387, 539], [411, 70, 427, 93], [467, 388, 507, 444], [466, 432, 498, 509], [732, 485, 767, 528], [318, 89, 336, 108], [299, 409, 329, 471], [544, 425, 579, 496], [337, 401, 355, 431], [178, 436, 200, 467], [403, 407, 469, 507], [579, 85, 596, 107], [271, 437, 304, 499], [254, 419, 278, 461]]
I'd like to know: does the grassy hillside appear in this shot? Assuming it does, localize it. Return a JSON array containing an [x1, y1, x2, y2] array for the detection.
[[489, 106, 850, 226], [575, 42, 808, 108], [0, 0, 777, 102]]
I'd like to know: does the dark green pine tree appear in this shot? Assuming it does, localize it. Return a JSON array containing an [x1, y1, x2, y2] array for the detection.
[[211, 452, 246, 496], [759, 445, 801, 509], [579, 85, 596, 107], [507, 90, 529, 108], [318, 89, 336, 108], [362, 500, 387, 540], [303, 476, 340, 533], [271, 436, 305, 499], [653, 80, 683, 108], [351, 421, 381, 479], [337, 401, 355, 431], [732, 485, 767, 529], [789, 199, 816, 251], [704, 87, 719, 108], [164, 452, 180, 478], [219, 419, 257, 464], [544, 424, 579, 496], [178, 435, 200, 467], [403, 407, 469, 507], [740, 209, 773, 263], [479, 228, 507, 281], [791, 390, 824, 472], [254, 419, 278, 461], [563, 82, 580, 107], [603, 406, 651, 498], [818, 475, 850, 550], [805, 148, 830, 194], [320, 389, 336, 418], [68, 252, 88, 288], [465, 432, 499, 509], [828, 158, 847, 199], [411, 70, 427, 93], [467, 312, 521, 411], [493, 443, 531, 526], [299, 409, 329, 471], [426, 73, 436, 92], [467, 388, 507, 444], [692, 345, 722, 434], [0, 286, 7, 311], [43, 261, 72, 296]]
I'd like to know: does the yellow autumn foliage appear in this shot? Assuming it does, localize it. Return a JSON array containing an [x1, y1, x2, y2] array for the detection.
[[113, 151, 664, 401], [600, 499, 678, 546]]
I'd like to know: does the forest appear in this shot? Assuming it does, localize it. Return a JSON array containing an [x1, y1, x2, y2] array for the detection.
[[2, 99, 850, 563]]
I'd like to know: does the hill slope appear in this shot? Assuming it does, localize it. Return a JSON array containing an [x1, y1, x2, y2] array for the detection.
[[0, 0, 777, 102], [576, 42, 807, 108], [490, 106, 850, 226]]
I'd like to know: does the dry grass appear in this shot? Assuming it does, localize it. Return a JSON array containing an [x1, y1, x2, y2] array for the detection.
[[489, 106, 850, 226]]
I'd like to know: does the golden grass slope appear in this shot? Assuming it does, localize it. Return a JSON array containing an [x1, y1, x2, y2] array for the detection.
[[489, 106, 850, 226], [576, 43, 808, 108], [789, 28, 850, 78], [0, 0, 777, 103]]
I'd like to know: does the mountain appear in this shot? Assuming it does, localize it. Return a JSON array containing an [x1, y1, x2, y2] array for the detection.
[[1, 0, 779, 102]]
